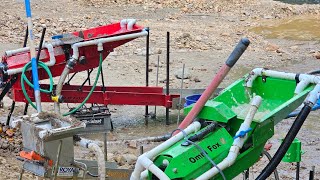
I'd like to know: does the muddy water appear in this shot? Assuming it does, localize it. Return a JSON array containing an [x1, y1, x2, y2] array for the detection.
[[251, 17, 320, 41]]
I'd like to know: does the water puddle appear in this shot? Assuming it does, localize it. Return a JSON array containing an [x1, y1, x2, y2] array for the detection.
[[274, 0, 320, 4], [251, 17, 320, 41]]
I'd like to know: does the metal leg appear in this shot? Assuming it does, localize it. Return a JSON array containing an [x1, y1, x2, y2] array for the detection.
[[243, 169, 249, 180], [296, 162, 300, 180], [165, 31, 170, 125], [140, 146, 144, 155], [104, 132, 107, 161], [18, 168, 24, 180], [145, 28, 150, 125], [6, 101, 15, 125], [309, 166, 315, 180], [23, 103, 29, 115], [53, 140, 63, 180], [177, 64, 185, 125], [152, 55, 160, 119]]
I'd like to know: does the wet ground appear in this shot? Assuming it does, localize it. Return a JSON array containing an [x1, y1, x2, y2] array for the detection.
[[0, 0, 319, 179]]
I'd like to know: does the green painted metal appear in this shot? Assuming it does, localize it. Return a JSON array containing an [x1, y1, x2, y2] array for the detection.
[[149, 73, 315, 180], [151, 128, 233, 180], [282, 138, 302, 162], [184, 101, 237, 123]]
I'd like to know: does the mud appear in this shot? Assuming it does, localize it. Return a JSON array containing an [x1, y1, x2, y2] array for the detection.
[[0, 0, 319, 179]]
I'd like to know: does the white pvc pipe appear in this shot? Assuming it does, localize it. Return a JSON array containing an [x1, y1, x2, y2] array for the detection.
[[245, 68, 263, 88], [75, 138, 106, 180], [6, 43, 57, 75], [306, 84, 320, 104], [120, 19, 137, 30], [88, 143, 106, 180], [130, 121, 201, 180], [245, 68, 320, 94], [196, 96, 262, 180], [71, 29, 148, 60], [5, 40, 62, 57]]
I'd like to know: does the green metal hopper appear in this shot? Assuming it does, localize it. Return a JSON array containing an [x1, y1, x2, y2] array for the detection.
[[150, 74, 315, 179]]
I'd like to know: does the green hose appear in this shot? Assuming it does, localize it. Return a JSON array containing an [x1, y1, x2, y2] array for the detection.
[[21, 61, 54, 109], [62, 52, 103, 116]]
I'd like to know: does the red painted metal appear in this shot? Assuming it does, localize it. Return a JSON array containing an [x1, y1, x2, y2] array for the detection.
[[3, 22, 179, 108], [12, 85, 179, 108]]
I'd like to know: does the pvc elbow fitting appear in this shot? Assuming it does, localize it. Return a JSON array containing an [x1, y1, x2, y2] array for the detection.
[[245, 68, 263, 87]]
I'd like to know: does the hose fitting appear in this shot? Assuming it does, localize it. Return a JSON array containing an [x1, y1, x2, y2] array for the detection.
[[67, 57, 77, 69], [51, 95, 63, 103]]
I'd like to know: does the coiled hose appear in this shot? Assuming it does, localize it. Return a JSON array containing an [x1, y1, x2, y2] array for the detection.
[[21, 61, 53, 109]]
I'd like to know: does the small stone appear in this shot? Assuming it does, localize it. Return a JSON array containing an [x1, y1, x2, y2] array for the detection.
[[263, 15, 273, 19], [314, 52, 320, 59], [1, 142, 9, 149], [290, 46, 299, 50], [181, 7, 188, 13], [221, 32, 230, 37], [181, 33, 191, 39], [117, 154, 137, 165], [128, 141, 138, 149], [193, 77, 201, 82], [276, 49, 285, 54], [265, 43, 279, 51], [5, 129, 14, 137]]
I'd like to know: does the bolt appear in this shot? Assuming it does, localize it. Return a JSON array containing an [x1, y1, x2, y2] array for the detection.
[[172, 168, 178, 173]]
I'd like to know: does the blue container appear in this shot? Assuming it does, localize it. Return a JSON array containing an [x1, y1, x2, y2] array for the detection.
[[184, 94, 202, 107]]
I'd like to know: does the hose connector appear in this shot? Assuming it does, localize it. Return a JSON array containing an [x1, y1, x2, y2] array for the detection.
[[67, 57, 77, 69], [97, 42, 103, 52], [51, 95, 63, 103]]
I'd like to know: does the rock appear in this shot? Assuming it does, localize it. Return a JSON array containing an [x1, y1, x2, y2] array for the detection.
[[174, 68, 190, 79], [116, 154, 137, 165], [263, 15, 273, 19], [221, 32, 230, 37], [193, 77, 201, 82], [265, 43, 279, 51], [5, 129, 14, 137], [181, 7, 188, 13], [289, 46, 299, 50], [276, 49, 285, 54], [314, 52, 320, 59], [128, 141, 138, 149], [107, 153, 115, 160], [310, 50, 316, 54], [1, 141, 9, 149]]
